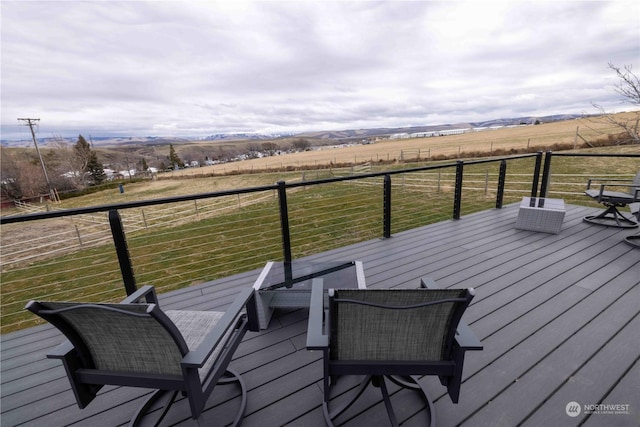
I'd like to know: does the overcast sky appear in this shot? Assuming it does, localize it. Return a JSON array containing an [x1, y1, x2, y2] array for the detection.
[[1, 1, 639, 140]]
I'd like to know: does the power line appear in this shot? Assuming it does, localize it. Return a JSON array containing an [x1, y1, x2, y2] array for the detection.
[[17, 118, 56, 201]]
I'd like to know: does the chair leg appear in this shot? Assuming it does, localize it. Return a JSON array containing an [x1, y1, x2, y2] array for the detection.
[[323, 375, 373, 426], [584, 205, 639, 228], [385, 376, 436, 427], [409, 376, 436, 427], [130, 390, 179, 427], [377, 376, 399, 427], [624, 234, 640, 249], [193, 369, 247, 427], [322, 375, 435, 427], [215, 368, 248, 427], [386, 375, 422, 390]]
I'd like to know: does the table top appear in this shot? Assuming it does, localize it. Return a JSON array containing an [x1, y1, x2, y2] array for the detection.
[[520, 197, 565, 210], [254, 260, 365, 292]]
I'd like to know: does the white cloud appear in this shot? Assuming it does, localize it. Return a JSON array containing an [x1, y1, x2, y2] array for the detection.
[[1, 0, 638, 139]]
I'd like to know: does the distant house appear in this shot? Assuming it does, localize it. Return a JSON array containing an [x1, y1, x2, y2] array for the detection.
[[404, 128, 471, 138], [437, 128, 469, 136], [390, 133, 410, 139], [61, 171, 83, 179], [103, 168, 117, 180]]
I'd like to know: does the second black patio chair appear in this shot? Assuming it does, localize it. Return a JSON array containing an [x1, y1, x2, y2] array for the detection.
[[583, 171, 640, 228], [306, 278, 482, 427], [26, 285, 259, 427]]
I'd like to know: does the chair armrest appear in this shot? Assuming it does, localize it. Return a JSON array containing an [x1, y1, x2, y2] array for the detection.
[[591, 183, 640, 201], [587, 176, 637, 192], [587, 178, 613, 190], [306, 278, 329, 350], [46, 339, 101, 408], [420, 277, 439, 289], [587, 178, 631, 189], [455, 321, 483, 352], [181, 287, 253, 368], [120, 285, 158, 304], [46, 340, 75, 360]]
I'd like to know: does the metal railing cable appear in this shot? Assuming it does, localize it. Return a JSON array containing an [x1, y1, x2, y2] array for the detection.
[[10, 151, 637, 333]]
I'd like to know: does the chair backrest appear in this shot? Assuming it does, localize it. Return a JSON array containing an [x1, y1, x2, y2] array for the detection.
[[328, 288, 474, 362], [632, 171, 640, 197], [26, 301, 188, 376]]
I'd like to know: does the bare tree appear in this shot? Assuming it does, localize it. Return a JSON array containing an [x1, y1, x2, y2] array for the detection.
[[592, 63, 640, 144], [261, 142, 279, 156], [0, 147, 48, 199], [291, 138, 311, 151], [51, 137, 85, 189], [246, 143, 262, 159]]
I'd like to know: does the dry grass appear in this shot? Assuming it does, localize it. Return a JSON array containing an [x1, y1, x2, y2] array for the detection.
[[53, 171, 299, 209], [164, 112, 636, 176]]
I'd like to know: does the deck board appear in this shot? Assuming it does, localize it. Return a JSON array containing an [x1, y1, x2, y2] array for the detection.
[[524, 307, 639, 427], [581, 359, 640, 427], [2, 203, 639, 427]]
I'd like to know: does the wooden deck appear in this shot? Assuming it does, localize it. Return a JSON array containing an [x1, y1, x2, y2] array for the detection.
[[2, 203, 639, 427]]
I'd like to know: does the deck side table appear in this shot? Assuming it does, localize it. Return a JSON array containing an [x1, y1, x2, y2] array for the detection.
[[252, 260, 366, 329], [515, 197, 566, 234]]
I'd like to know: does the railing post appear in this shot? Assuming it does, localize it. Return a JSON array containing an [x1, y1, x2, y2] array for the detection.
[[531, 151, 543, 197], [277, 181, 292, 263], [108, 209, 137, 296], [383, 174, 392, 238], [539, 151, 553, 198], [496, 160, 507, 209], [453, 161, 464, 219]]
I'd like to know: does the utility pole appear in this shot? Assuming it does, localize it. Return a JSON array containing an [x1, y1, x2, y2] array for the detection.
[[18, 118, 56, 202]]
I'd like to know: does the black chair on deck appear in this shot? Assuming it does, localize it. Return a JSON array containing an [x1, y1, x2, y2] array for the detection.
[[26, 285, 259, 427], [306, 278, 482, 427], [583, 172, 640, 228]]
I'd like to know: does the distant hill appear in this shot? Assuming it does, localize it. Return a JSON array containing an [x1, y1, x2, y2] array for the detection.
[[0, 114, 589, 147], [295, 114, 589, 140]]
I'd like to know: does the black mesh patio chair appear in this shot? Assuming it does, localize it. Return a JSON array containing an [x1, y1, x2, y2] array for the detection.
[[583, 171, 640, 228], [25, 285, 259, 427], [306, 278, 482, 427]]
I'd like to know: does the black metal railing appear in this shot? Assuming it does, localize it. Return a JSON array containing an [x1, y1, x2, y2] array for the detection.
[[5, 151, 638, 332], [1, 153, 541, 296]]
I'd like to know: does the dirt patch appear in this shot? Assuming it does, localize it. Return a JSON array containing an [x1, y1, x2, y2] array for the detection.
[[1, 217, 82, 267]]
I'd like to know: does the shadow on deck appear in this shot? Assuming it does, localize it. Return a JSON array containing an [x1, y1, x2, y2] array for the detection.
[[2, 203, 639, 427]]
